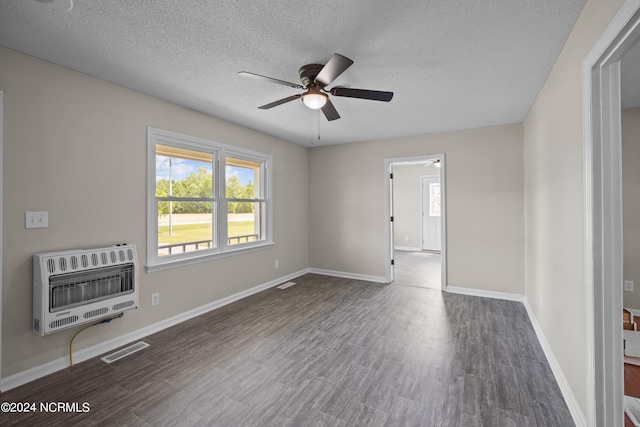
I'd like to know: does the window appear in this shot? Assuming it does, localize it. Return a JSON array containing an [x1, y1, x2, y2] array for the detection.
[[429, 182, 441, 217], [226, 156, 266, 246], [147, 128, 272, 271]]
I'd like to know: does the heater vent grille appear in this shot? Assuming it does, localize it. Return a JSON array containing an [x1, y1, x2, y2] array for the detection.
[[113, 300, 135, 311], [49, 263, 135, 312], [83, 307, 108, 319], [50, 315, 79, 330]]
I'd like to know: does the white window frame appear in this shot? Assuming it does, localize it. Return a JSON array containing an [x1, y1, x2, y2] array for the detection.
[[147, 127, 273, 272], [223, 153, 269, 251]]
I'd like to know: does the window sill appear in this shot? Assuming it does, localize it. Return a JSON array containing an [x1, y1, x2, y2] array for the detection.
[[146, 241, 274, 273]]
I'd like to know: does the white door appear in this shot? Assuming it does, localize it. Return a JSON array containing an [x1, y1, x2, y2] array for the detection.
[[422, 176, 441, 251]]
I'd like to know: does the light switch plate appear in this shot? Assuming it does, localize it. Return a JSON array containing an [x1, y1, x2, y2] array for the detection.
[[26, 211, 48, 229], [625, 280, 635, 292]]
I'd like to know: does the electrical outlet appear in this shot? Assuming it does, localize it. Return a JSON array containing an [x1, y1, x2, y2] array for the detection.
[[151, 293, 160, 306], [26, 211, 49, 229], [275, 259, 279, 268], [625, 280, 635, 292]]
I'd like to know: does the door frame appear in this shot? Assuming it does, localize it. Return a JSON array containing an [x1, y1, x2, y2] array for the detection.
[[583, 1, 640, 425], [421, 175, 441, 252], [384, 154, 447, 290]]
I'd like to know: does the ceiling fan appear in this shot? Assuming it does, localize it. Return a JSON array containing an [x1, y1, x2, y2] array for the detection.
[[238, 53, 393, 121]]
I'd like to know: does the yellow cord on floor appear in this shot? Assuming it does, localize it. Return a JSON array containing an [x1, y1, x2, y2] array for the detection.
[[69, 323, 98, 367], [69, 313, 124, 367]]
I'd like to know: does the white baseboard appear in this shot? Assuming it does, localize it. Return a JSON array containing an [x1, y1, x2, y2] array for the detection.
[[522, 298, 586, 427], [393, 246, 422, 252], [445, 285, 525, 302], [308, 268, 387, 283], [446, 286, 585, 426], [0, 269, 309, 392]]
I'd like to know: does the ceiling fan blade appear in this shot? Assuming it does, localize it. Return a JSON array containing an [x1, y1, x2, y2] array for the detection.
[[321, 99, 340, 121], [331, 87, 394, 102], [315, 54, 354, 87], [238, 71, 303, 89], [258, 94, 302, 109]]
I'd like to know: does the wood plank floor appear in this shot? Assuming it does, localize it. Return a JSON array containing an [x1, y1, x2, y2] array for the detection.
[[0, 273, 574, 426], [625, 363, 640, 426]]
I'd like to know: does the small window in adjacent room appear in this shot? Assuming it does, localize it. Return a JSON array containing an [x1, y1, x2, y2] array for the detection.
[[147, 127, 272, 271]]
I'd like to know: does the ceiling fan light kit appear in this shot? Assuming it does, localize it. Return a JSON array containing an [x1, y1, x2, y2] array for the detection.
[[301, 89, 327, 110], [239, 53, 393, 121]]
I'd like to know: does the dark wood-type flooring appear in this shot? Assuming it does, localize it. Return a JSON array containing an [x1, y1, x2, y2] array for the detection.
[[625, 363, 640, 426], [0, 273, 573, 426]]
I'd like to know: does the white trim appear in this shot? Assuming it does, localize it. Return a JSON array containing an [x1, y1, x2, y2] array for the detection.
[[445, 286, 524, 302], [384, 154, 447, 290], [394, 246, 422, 252], [523, 298, 587, 427], [307, 268, 386, 283], [146, 242, 274, 273], [446, 284, 585, 426], [0, 268, 308, 392], [0, 91, 3, 385], [146, 127, 274, 271], [583, 2, 640, 425], [626, 307, 640, 318], [386, 160, 395, 282]]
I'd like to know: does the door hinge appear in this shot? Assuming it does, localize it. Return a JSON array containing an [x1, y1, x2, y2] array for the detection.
[[390, 173, 393, 179], [391, 259, 395, 266], [390, 216, 394, 222]]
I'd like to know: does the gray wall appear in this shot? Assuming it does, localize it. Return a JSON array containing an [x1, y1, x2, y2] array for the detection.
[[308, 123, 525, 292], [623, 108, 640, 309], [0, 46, 309, 377], [523, 0, 625, 415]]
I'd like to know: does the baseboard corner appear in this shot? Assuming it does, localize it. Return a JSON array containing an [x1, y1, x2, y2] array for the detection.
[[522, 297, 587, 427]]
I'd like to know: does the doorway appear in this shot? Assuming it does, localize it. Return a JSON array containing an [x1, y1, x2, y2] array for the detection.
[[584, 1, 640, 425], [384, 155, 446, 290]]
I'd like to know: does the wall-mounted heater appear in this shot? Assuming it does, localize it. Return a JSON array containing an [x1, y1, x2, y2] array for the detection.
[[33, 245, 138, 336]]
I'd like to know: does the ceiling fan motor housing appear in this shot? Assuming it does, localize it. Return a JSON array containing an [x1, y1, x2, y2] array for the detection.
[[299, 64, 324, 88]]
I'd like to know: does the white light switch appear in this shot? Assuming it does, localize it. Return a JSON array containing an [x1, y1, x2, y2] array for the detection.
[[625, 280, 635, 292], [26, 211, 48, 229]]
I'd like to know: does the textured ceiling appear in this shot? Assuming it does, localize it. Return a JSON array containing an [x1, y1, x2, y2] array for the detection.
[[0, 0, 586, 146]]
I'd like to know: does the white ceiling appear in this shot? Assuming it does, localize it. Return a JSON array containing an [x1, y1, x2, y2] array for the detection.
[[0, 0, 587, 147]]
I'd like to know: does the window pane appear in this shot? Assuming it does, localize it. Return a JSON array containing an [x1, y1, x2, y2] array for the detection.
[[158, 201, 214, 256], [226, 157, 261, 199], [227, 202, 264, 245], [157, 145, 213, 198], [429, 183, 441, 217]]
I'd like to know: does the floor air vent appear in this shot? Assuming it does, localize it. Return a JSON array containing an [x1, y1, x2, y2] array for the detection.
[[101, 341, 149, 364], [277, 281, 296, 289]]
